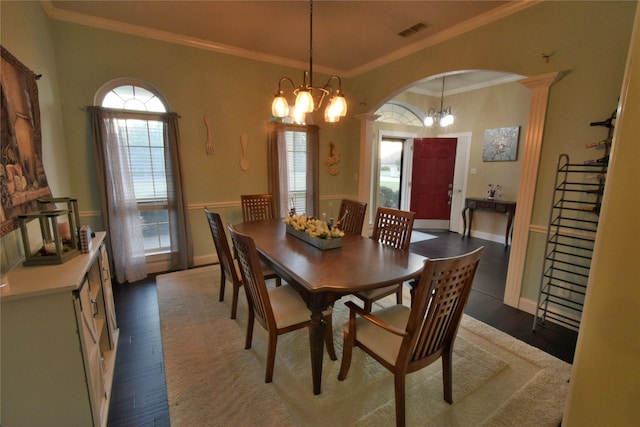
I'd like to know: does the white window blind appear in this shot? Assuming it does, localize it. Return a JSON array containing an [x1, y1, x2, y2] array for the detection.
[[285, 130, 308, 215]]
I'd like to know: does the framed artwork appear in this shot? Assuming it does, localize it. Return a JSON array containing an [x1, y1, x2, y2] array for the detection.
[[1, 46, 51, 237], [482, 126, 520, 162]]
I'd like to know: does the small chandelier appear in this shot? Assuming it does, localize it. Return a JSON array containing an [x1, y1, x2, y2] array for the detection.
[[424, 76, 454, 127], [271, 0, 347, 123]]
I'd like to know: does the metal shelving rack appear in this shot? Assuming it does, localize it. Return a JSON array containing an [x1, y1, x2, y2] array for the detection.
[[534, 117, 612, 331]]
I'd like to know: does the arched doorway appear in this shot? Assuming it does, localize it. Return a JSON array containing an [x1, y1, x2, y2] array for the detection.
[[358, 70, 561, 310]]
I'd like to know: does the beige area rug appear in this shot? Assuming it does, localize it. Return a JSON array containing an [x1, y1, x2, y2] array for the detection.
[[157, 265, 571, 427]]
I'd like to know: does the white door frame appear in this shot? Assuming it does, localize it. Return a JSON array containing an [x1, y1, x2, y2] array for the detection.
[[375, 130, 417, 213], [439, 132, 472, 234]]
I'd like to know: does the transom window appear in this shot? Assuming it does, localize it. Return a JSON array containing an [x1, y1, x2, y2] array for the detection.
[[375, 102, 425, 127]]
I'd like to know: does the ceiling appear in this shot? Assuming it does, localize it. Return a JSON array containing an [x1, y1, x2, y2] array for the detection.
[[43, 0, 532, 93]]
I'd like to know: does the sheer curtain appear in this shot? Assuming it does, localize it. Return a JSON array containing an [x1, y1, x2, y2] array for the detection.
[[89, 108, 193, 284], [267, 122, 319, 217], [89, 107, 147, 284]]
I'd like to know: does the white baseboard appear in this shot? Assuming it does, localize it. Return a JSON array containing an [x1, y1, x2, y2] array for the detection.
[[467, 230, 506, 245]]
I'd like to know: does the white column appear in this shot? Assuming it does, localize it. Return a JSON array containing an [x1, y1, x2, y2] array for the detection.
[[504, 71, 562, 307], [356, 113, 380, 237]]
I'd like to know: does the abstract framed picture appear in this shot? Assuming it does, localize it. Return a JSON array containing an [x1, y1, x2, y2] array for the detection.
[[1, 46, 51, 237], [482, 126, 520, 162]]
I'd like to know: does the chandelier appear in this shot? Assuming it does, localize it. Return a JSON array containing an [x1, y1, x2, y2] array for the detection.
[[424, 76, 454, 127], [271, 0, 347, 123]]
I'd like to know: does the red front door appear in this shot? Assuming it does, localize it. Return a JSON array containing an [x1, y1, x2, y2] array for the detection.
[[410, 138, 457, 225]]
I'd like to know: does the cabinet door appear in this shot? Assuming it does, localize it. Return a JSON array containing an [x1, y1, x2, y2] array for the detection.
[[76, 280, 107, 425], [99, 245, 118, 346]]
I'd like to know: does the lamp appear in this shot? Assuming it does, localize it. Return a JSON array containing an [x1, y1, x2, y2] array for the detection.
[[424, 76, 454, 127], [271, 0, 347, 123]]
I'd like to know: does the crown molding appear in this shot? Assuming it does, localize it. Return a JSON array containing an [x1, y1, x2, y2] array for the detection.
[[40, 0, 539, 78]]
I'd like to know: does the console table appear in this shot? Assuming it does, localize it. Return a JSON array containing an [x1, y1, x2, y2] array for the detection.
[[462, 197, 516, 246]]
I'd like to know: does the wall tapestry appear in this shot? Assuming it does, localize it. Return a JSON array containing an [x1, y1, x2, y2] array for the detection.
[[482, 126, 520, 162], [1, 46, 51, 237]]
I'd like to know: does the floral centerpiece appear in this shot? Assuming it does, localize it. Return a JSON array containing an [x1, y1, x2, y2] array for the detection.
[[283, 215, 344, 250]]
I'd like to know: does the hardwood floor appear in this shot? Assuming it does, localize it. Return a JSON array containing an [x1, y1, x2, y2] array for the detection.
[[107, 232, 577, 426]]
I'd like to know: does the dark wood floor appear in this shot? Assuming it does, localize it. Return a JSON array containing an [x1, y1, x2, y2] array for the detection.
[[107, 231, 578, 426]]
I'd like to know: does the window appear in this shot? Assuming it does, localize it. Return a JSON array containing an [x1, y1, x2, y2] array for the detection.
[[268, 122, 319, 218], [97, 82, 170, 255], [375, 101, 425, 126], [285, 130, 309, 214]]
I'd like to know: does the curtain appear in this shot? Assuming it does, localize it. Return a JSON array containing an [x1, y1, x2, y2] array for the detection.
[[89, 108, 193, 284], [163, 113, 193, 271], [89, 107, 147, 284], [267, 122, 319, 218]]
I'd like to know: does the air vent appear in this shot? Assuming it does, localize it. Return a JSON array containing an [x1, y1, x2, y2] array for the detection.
[[398, 22, 428, 38]]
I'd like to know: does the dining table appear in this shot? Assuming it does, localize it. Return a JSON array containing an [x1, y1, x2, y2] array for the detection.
[[231, 219, 426, 395]]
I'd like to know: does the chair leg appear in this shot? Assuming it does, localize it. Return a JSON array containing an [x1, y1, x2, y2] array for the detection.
[[363, 299, 373, 313], [245, 309, 255, 350], [275, 276, 282, 287], [230, 283, 240, 320], [442, 347, 454, 404], [394, 373, 407, 427], [395, 283, 403, 305], [324, 314, 337, 361], [219, 271, 226, 302], [265, 333, 277, 383], [337, 330, 354, 380]]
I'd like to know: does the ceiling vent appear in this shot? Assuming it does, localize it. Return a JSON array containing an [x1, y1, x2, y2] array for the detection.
[[397, 22, 428, 38]]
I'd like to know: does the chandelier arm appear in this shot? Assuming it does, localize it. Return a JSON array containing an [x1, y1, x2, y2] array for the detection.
[[278, 76, 296, 92], [308, 0, 313, 88]]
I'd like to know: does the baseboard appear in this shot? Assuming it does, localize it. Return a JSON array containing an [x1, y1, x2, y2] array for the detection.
[[467, 230, 506, 245]]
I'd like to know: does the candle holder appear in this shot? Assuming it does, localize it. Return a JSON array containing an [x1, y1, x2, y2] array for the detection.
[[18, 203, 80, 266]]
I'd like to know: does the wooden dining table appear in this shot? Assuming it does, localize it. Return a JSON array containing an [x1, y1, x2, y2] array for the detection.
[[231, 219, 426, 395]]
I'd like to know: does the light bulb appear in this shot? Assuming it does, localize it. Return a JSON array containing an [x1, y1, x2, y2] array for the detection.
[[440, 113, 454, 127], [271, 92, 288, 117], [328, 93, 347, 117], [295, 88, 314, 113], [424, 116, 434, 127]]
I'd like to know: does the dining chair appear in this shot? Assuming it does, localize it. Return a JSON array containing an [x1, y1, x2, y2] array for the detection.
[[352, 207, 415, 311], [240, 194, 275, 222], [338, 247, 484, 427], [205, 209, 280, 319], [337, 199, 367, 235], [228, 225, 337, 383]]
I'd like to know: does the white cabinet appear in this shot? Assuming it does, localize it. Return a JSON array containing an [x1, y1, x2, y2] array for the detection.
[[1, 232, 119, 427]]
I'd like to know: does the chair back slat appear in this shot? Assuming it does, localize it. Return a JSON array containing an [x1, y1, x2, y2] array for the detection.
[[205, 210, 239, 283], [338, 199, 367, 235], [241, 194, 275, 222], [405, 247, 484, 364], [228, 225, 273, 328], [371, 207, 415, 251]]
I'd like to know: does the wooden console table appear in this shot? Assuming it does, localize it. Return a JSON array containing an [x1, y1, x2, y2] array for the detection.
[[462, 197, 516, 246]]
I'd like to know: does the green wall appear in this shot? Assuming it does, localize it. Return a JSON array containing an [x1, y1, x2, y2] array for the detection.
[[1, 0, 636, 303]]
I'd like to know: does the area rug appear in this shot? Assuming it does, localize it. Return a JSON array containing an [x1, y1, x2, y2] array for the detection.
[[157, 265, 571, 427], [410, 230, 438, 243]]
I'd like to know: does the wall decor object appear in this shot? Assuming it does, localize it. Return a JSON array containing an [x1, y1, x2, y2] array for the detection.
[[1, 46, 52, 237], [239, 133, 249, 171], [483, 126, 520, 161], [204, 115, 215, 156], [324, 141, 340, 175]]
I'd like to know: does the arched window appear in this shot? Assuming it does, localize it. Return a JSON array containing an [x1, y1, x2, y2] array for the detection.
[[375, 101, 425, 127], [91, 79, 190, 282]]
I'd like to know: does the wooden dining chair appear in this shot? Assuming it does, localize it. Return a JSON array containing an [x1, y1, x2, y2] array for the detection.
[[240, 194, 275, 222], [352, 207, 415, 311], [228, 225, 337, 383], [338, 247, 484, 427], [337, 199, 367, 235], [205, 209, 280, 319]]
